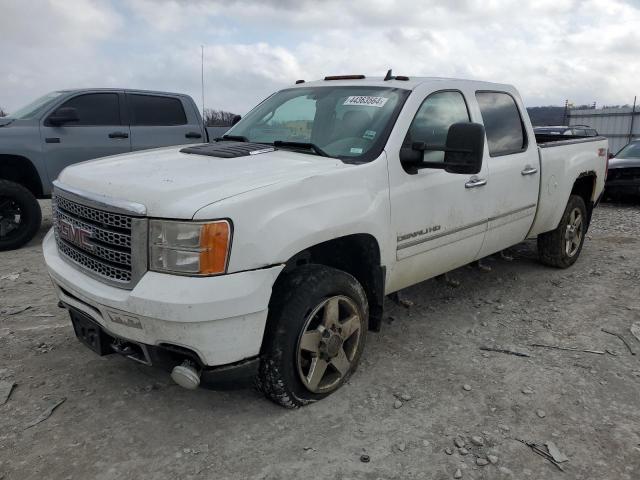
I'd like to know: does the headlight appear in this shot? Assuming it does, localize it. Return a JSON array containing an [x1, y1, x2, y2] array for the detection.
[[149, 219, 231, 276]]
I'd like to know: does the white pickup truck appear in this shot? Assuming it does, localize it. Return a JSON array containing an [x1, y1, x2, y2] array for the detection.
[[43, 74, 608, 408]]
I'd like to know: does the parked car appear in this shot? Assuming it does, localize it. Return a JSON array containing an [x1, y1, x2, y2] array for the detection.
[[534, 125, 598, 137], [0, 89, 207, 250], [605, 140, 640, 199], [42, 75, 608, 407]]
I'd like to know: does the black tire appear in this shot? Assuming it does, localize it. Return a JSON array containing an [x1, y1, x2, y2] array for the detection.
[[537, 194, 587, 268], [257, 264, 368, 408], [0, 179, 42, 251]]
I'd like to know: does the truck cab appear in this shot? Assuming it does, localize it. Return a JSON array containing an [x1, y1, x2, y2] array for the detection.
[[0, 88, 205, 251]]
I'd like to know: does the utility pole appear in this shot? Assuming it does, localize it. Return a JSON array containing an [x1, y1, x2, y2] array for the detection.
[[630, 95, 637, 144], [201, 45, 205, 124]]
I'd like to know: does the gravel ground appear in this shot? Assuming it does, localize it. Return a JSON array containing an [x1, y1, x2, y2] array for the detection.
[[1, 200, 640, 480]]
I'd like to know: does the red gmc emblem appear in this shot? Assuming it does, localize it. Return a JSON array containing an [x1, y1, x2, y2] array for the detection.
[[58, 219, 94, 252]]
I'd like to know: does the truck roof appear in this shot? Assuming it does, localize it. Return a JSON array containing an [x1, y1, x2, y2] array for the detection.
[[293, 76, 515, 92], [55, 88, 189, 97]]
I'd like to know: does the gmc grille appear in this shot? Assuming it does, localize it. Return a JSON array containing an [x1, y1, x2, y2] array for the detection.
[[52, 190, 147, 288]]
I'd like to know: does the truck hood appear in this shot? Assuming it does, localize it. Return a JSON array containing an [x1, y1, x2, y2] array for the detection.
[[58, 145, 351, 218]]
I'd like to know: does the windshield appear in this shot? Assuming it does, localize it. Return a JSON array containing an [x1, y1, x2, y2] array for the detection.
[[535, 127, 569, 135], [616, 141, 640, 159], [226, 86, 410, 161], [8, 91, 64, 119]]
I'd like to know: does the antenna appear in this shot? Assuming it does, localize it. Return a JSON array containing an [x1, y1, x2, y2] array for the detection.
[[384, 69, 394, 81], [201, 45, 205, 123]]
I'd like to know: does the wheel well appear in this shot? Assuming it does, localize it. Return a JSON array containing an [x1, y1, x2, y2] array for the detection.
[[276, 234, 385, 331], [0, 155, 43, 197], [571, 173, 596, 224]]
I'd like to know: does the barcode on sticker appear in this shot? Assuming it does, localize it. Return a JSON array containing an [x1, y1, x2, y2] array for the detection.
[[343, 96, 388, 108]]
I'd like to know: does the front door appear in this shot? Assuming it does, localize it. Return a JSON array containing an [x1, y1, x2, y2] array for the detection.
[[387, 89, 490, 293], [41, 92, 131, 183]]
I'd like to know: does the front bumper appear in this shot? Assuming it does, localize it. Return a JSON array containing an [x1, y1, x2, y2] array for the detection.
[[605, 169, 640, 196], [605, 181, 640, 196], [43, 229, 284, 367]]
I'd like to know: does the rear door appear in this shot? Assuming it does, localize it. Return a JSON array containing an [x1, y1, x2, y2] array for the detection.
[[40, 92, 131, 182], [474, 90, 539, 258], [127, 93, 203, 150]]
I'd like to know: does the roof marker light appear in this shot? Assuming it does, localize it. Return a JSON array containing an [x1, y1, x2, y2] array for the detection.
[[324, 75, 366, 81]]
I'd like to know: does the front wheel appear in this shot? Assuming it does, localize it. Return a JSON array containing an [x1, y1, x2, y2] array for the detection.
[[537, 194, 588, 268], [0, 179, 42, 251], [257, 264, 368, 408]]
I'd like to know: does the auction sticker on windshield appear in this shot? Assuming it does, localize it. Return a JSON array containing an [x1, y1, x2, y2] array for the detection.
[[343, 96, 388, 108]]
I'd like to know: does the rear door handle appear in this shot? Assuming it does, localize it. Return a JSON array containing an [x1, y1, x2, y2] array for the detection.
[[108, 131, 129, 139], [521, 165, 538, 176], [185, 131, 202, 139], [45, 137, 60, 144], [465, 177, 487, 189]]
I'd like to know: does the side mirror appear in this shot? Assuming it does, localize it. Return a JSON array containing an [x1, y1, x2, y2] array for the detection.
[[608, 152, 614, 160], [399, 122, 485, 175], [442, 122, 485, 174], [231, 114, 241, 126], [48, 107, 79, 126]]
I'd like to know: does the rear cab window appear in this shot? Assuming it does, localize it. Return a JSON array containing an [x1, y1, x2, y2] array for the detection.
[[129, 94, 187, 126], [475, 91, 527, 156]]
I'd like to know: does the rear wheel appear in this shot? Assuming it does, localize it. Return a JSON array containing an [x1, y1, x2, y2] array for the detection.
[[537, 195, 587, 268], [0, 179, 42, 251], [257, 264, 368, 408]]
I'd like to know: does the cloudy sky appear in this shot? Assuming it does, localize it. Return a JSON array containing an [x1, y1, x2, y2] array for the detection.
[[1, 0, 639, 115]]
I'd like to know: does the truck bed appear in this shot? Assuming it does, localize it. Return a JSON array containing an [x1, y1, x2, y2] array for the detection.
[[528, 135, 608, 237]]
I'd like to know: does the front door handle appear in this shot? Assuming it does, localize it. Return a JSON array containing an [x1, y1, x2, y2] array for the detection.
[[185, 131, 202, 139], [465, 177, 487, 189], [521, 165, 538, 176], [108, 131, 129, 139]]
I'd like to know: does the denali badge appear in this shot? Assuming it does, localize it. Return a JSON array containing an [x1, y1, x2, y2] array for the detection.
[[58, 219, 94, 252], [397, 225, 442, 243]]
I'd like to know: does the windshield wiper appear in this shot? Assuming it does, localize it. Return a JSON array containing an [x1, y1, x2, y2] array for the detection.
[[273, 140, 332, 157], [216, 134, 248, 142]]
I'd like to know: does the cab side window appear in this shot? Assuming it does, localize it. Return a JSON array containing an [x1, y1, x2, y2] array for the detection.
[[58, 93, 121, 126], [475, 91, 527, 156], [403, 91, 470, 168], [129, 94, 187, 126]]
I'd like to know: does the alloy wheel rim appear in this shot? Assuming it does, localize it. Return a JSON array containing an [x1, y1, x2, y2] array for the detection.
[[296, 295, 363, 394], [564, 207, 583, 257], [0, 198, 23, 239]]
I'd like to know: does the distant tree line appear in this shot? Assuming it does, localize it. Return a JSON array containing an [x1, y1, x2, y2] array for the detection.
[[526, 106, 565, 126], [204, 109, 239, 126]]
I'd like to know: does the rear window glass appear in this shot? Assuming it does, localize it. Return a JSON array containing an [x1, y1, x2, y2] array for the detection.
[[476, 92, 527, 156], [129, 94, 187, 126]]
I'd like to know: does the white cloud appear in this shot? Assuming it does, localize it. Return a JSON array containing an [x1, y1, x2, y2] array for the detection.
[[0, 0, 639, 115]]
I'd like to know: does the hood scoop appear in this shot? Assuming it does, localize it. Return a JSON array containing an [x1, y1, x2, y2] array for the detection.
[[180, 142, 275, 158]]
